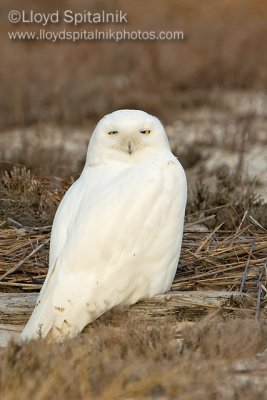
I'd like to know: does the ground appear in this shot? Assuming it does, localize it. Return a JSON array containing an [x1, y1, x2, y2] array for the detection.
[[1, 318, 267, 400]]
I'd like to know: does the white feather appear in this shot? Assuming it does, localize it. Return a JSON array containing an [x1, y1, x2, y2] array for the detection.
[[20, 110, 187, 342]]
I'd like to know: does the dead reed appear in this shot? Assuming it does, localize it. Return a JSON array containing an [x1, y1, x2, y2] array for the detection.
[[0, 167, 266, 315], [0, 210, 266, 318]]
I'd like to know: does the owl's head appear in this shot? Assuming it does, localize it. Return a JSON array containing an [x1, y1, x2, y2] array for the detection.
[[86, 109, 171, 166]]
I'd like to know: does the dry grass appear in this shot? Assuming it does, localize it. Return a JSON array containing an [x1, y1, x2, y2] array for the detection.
[[0, 210, 266, 300], [186, 167, 267, 229], [0, 169, 266, 399], [0, 167, 71, 225], [0, 167, 266, 319], [0, 318, 267, 399], [175, 225, 267, 295]]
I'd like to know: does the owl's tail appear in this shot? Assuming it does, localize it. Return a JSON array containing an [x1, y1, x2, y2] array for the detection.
[[19, 293, 55, 343]]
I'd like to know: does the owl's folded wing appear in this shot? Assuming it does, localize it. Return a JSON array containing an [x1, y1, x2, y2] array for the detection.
[[20, 157, 186, 342]]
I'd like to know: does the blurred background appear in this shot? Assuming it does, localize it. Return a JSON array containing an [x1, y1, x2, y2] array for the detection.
[[0, 0, 266, 199]]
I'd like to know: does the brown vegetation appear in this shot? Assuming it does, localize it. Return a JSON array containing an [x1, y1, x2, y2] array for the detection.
[[0, 167, 266, 313], [0, 318, 267, 399], [0, 163, 266, 399], [1, 1, 267, 397]]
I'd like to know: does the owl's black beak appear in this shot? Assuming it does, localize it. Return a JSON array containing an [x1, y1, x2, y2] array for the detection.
[[128, 141, 133, 155]]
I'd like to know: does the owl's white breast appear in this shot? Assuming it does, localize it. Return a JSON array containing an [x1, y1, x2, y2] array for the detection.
[[50, 152, 186, 305]]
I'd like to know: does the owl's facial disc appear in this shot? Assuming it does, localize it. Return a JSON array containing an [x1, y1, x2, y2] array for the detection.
[[106, 125, 153, 155], [87, 110, 171, 166], [113, 135, 141, 155]]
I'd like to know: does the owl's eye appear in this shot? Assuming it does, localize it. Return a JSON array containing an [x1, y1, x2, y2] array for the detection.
[[140, 130, 151, 135], [107, 131, 118, 135]]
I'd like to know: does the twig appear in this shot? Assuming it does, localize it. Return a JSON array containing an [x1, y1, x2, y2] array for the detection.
[[261, 284, 267, 295], [0, 238, 50, 282], [236, 210, 248, 234], [196, 222, 224, 253], [185, 204, 231, 218], [7, 218, 24, 229], [0, 221, 7, 229], [255, 259, 267, 321], [239, 239, 256, 293], [185, 215, 215, 227], [0, 282, 42, 289], [7, 218, 52, 233], [217, 242, 266, 260], [173, 263, 254, 285], [225, 225, 252, 244], [249, 215, 266, 231]]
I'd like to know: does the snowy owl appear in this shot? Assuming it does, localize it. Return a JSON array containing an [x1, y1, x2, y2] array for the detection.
[[20, 109, 187, 342]]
